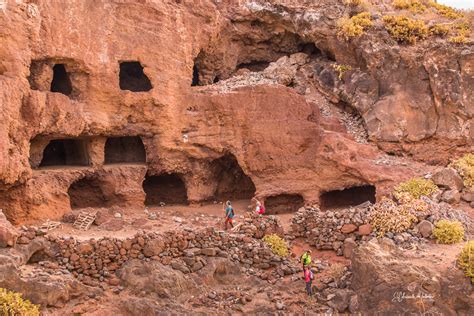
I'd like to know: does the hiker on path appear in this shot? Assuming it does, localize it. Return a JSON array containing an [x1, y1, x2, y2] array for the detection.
[[304, 265, 314, 296], [301, 249, 312, 271], [253, 198, 265, 215], [224, 200, 234, 230]]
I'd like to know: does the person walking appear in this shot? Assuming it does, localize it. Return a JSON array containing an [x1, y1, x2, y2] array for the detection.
[[301, 249, 312, 271], [224, 200, 234, 230], [304, 265, 314, 296], [253, 198, 265, 215]]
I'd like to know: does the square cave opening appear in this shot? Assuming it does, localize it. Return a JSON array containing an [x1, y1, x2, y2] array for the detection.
[[38, 139, 90, 168], [104, 136, 146, 164], [143, 173, 188, 206], [264, 194, 305, 215], [319, 185, 376, 210], [119, 61, 152, 92]]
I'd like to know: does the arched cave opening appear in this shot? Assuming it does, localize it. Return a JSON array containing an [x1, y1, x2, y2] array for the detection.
[[319, 185, 376, 210], [68, 177, 108, 209], [104, 136, 146, 164], [50, 64, 73, 95], [264, 194, 305, 215], [39, 139, 90, 168], [27, 249, 51, 264], [143, 173, 188, 205], [119, 61, 152, 92], [212, 154, 256, 200]]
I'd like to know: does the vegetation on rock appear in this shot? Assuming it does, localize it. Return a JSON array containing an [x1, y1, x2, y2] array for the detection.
[[429, 24, 450, 37], [393, 177, 438, 200], [450, 153, 474, 188], [337, 12, 373, 40], [344, 0, 364, 6], [433, 220, 464, 244], [428, 1, 463, 19], [392, 0, 427, 13], [383, 15, 428, 44], [0, 288, 40, 316], [332, 64, 352, 80], [369, 198, 418, 237], [263, 234, 289, 257], [458, 241, 474, 282]]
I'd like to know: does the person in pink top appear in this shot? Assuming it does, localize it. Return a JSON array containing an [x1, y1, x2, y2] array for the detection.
[[304, 265, 314, 296]]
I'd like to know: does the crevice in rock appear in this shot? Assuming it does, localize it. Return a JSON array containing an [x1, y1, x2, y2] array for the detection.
[[319, 185, 376, 210], [104, 136, 146, 164], [264, 194, 304, 214], [119, 61, 152, 92], [143, 173, 188, 205]]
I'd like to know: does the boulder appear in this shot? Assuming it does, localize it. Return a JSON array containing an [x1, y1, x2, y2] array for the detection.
[[143, 239, 165, 257], [341, 224, 357, 234], [441, 190, 461, 204], [432, 168, 463, 191], [416, 220, 433, 238], [0, 210, 19, 248], [461, 190, 474, 203], [357, 224, 372, 236], [351, 240, 472, 315], [327, 289, 352, 312], [343, 238, 357, 259]]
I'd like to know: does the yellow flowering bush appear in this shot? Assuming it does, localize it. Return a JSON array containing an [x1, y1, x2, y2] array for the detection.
[[450, 154, 474, 188], [337, 12, 373, 40], [0, 288, 39, 316], [393, 177, 438, 200], [458, 241, 474, 282], [263, 234, 289, 257], [433, 220, 464, 244]]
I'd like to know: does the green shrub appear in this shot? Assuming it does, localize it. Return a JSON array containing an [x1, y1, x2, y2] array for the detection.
[[392, 0, 427, 13], [393, 177, 438, 200], [383, 15, 428, 44], [428, 1, 463, 19], [369, 198, 418, 237], [433, 220, 464, 244], [337, 12, 373, 40], [0, 288, 40, 316], [332, 64, 352, 79], [458, 241, 474, 282], [263, 234, 289, 257], [429, 24, 450, 36], [450, 153, 474, 188]]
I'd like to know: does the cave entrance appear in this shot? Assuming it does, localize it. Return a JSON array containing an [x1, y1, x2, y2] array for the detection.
[[104, 136, 146, 164], [264, 194, 304, 215], [68, 178, 108, 209], [119, 61, 152, 92], [39, 139, 90, 168], [319, 185, 376, 210], [191, 64, 199, 86], [50, 64, 73, 95], [212, 154, 256, 200], [143, 174, 188, 205]]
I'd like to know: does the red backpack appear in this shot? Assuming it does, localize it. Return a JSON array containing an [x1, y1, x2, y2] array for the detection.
[[259, 205, 265, 214]]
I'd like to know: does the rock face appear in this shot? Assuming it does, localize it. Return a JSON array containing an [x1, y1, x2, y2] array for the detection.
[[351, 240, 473, 315], [0, 1, 471, 224], [0, 210, 19, 247]]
